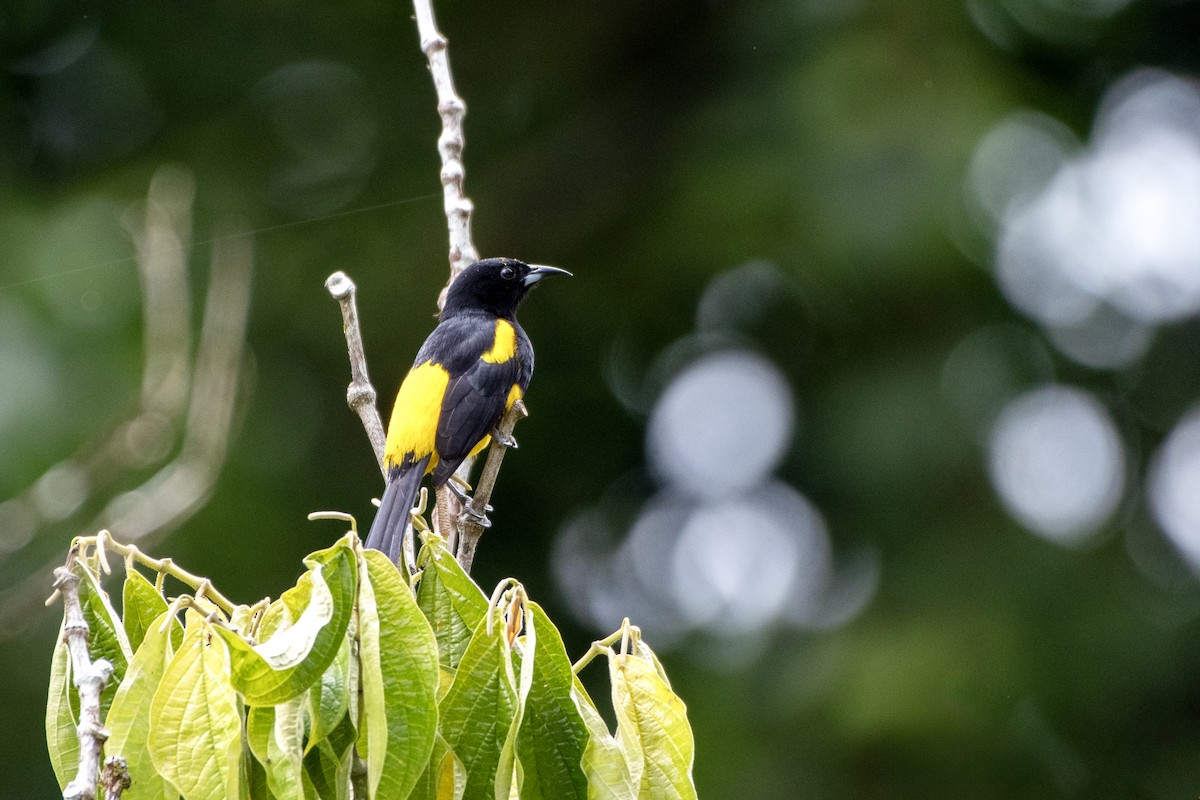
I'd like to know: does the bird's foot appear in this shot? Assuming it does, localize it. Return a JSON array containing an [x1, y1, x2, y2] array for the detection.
[[445, 479, 492, 512], [459, 503, 492, 529], [492, 428, 518, 448]]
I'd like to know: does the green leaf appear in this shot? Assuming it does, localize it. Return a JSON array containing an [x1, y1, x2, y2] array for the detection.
[[357, 548, 440, 800], [149, 611, 243, 800], [78, 564, 134, 720], [438, 610, 518, 800], [513, 603, 588, 800], [122, 569, 169, 652], [46, 623, 79, 791], [610, 650, 697, 800], [306, 632, 352, 753], [574, 682, 635, 800], [247, 698, 305, 799], [303, 712, 356, 800], [106, 611, 178, 800], [496, 597, 535, 800], [415, 541, 488, 670], [408, 734, 467, 800], [217, 538, 356, 705]]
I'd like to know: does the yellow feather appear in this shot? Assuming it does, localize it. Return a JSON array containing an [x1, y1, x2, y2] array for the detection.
[[481, 319, 517, 363], [505, 383, 523, 410], [384, 361, 449, 470]]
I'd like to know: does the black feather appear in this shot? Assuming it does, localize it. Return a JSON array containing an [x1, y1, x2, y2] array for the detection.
[[365, 457, 429, 565]]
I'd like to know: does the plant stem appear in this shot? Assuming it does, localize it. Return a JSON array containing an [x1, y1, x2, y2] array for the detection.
[[70, 531, 238, 616], [54, 565, 114, 800]]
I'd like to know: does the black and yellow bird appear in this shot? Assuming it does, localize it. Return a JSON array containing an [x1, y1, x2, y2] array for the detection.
[[365, 257, 570, 564]]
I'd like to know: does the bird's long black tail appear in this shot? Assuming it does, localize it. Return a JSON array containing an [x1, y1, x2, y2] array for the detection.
[[365, 459, 428, 566]]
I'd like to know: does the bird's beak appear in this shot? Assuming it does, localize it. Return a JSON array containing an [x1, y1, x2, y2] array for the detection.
[[523, 265, 573, 286]]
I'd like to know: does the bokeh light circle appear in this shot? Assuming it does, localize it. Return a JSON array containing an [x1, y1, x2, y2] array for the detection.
[[1148, 407, 1200, 574], [987, 385, 1124, 544], [647, 350, 794, 497]]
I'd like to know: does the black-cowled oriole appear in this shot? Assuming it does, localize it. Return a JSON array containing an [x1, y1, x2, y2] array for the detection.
[[365, 257, 570, 564]]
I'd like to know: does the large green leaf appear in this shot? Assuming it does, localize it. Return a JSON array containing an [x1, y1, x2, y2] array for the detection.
[[574, 681, 635, 800], [610, 650, 697, 800], [306, 632, 352, 753], [149, 611, 243, 800], [415, 541, 488, 671], [303, 712, 356, 800], [106, 610, 178, 800], [356, 548, 440, 800], [78, 564, 133, 720], [46, 623, 79, 791], [513, 603, 588, 800], [438, 609, 518, 800], [247, 698, 305, 799], [217, 538, 356, 705], [122, 569, 169, 652]]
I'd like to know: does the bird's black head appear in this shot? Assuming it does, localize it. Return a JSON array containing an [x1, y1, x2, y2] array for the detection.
[[442, 257, 571, 319]]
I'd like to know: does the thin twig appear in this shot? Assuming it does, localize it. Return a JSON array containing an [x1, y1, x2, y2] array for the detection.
[[455, 400, 528, 573], [57, 531, 238, 617], [331, 0, 525, 573], [412, 0, 479, 291], [325, 271, 387, 474], [53, 565, 114, 800], [412, 0, 516, 569]]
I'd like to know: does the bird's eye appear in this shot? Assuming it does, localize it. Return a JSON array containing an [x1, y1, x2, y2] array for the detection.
[[500, 266, 516, 280]]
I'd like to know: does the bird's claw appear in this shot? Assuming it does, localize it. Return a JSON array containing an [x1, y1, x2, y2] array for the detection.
[[446, 479, 471, 502], [459, 503, 492, 529], [492, 428, 518, 448]]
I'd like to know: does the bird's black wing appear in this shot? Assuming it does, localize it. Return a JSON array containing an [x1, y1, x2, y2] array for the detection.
[[430, 353, 521, 485]]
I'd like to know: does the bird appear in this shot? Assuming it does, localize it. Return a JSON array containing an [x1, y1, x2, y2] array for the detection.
[[365, 257, 571, 565]]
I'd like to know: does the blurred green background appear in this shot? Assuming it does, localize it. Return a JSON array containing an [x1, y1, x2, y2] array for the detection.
[[5, 0, 1200, 797]]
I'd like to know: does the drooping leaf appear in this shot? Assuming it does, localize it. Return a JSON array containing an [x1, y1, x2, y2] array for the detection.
[[513, 602, 588, 800], [610, 649, 697, 800], [306, 632, 352, 753], [303, 712, 356, 800], [497, 596, 536, 800], [415, 541, 488, 671], [46, 623, 79, 791], [574, 680, 635, 800], [357, 548, 440, 799], [105, 610, 178, 800], [149, 611, 243, 800], [247, 698, 305, 799], [78, 563, 133, 720], [217, 538, 356, 705], [438, 609, 518, 800], [121, 569, 169, 652]]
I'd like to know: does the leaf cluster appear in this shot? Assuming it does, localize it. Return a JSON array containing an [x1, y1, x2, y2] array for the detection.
[[46, 532, 696, 800]]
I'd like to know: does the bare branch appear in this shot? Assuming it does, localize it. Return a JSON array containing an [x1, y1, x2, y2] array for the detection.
[[455, 400, 528, 573], [325, 271, 387, 474], [62, 530, 238, 617], [413, 0, 479, 295], [53, 565, 114, 800], [332, 0, 524, 573]]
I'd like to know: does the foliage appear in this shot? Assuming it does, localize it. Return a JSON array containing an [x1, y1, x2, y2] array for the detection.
[[47, 532, 695, 800]]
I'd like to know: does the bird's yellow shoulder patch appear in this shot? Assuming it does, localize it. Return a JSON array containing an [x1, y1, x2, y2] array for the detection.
[[481, 319, 517, 364], [505, 382, 523, 410], [384, 360, 449, 469]]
